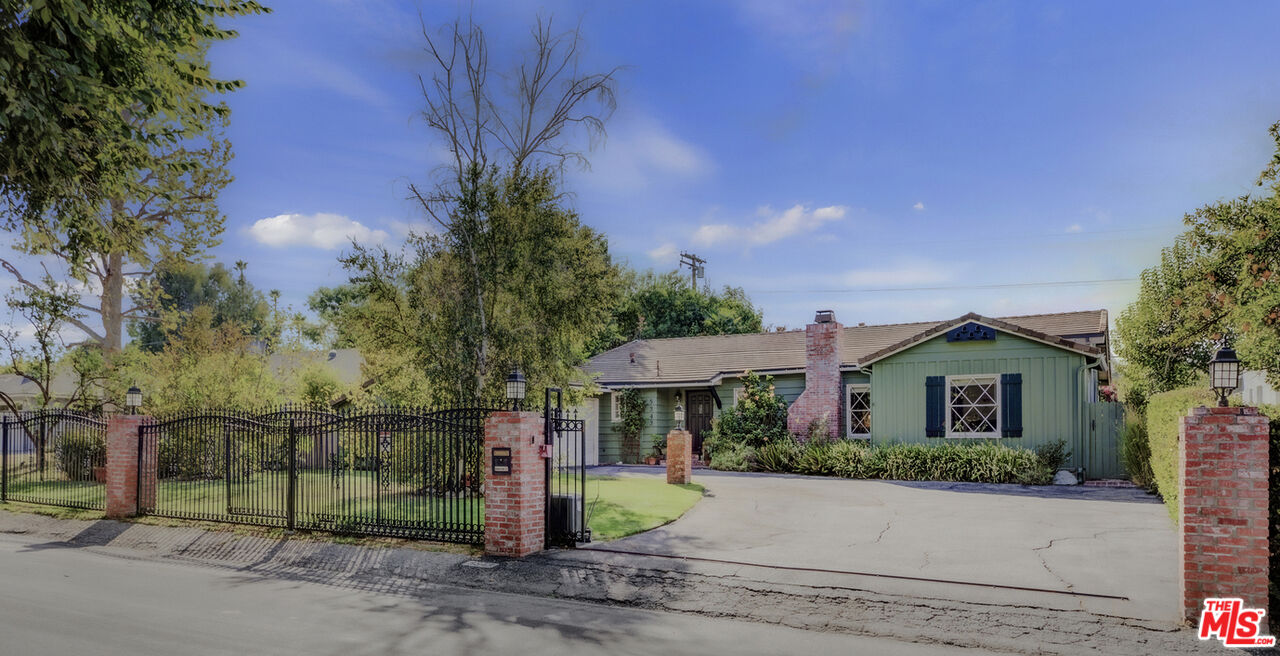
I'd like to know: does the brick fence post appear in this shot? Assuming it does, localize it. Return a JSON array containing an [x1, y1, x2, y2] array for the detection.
[[666, 429, 693, 485], [105, 414, 150, 519], [484, 411, 545, 558], [1179, 406, 1271, 626]]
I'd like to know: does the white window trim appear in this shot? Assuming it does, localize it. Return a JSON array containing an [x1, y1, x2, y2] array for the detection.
[[945, 374, 1001, 439], [610, 392, 620, 420], [845, 383, 871, 439], [732, 386, 745, 405]]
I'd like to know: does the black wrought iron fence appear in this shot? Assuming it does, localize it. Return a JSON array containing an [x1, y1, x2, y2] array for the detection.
[[544, 390, 591, 546], [1, 411, 107, 510], [138, 406, 495, 544]]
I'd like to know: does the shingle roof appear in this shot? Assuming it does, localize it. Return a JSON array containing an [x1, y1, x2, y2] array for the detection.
[[585, 309, 1108, 387]]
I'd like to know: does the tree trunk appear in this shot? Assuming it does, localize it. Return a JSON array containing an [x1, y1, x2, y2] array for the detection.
[[102, 250, 124, 353]]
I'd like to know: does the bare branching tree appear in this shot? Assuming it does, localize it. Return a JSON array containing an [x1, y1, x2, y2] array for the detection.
[[406, 14, 620, 394], [0, 278, 101, 418]]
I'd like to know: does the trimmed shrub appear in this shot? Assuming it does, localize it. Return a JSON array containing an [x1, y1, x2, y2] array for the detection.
[[1145, 387, 1215, 520], [705, 371, 789, 450], [709, 437, 1052, 484], [53, 433, 106, 481], [1119, 417, 1155, 491]]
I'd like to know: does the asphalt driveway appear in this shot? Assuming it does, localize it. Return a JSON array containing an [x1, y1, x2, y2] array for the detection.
[[581, 467, 1178, 622]]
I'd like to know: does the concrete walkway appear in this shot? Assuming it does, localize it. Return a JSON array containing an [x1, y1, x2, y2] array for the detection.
[[582, 467, 1178, 622]]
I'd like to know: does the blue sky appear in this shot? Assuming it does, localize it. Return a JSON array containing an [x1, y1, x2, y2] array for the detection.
[[203, 0, 1280, 331]]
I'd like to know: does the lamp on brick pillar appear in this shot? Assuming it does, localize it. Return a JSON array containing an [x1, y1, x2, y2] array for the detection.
[[505, 367, 526, 411], [1208, 348, 1240, 407], [674, 402, 685, 431], [125, 386, 142, 415]]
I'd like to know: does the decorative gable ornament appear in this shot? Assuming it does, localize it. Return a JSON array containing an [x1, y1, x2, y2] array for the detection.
[[946, 322, 996, 343]]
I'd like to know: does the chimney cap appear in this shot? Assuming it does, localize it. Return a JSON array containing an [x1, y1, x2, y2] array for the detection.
[[814, 310, 836, 323]]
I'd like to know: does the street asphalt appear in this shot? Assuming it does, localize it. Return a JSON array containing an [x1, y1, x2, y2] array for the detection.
[[0, 532, 994, 656]]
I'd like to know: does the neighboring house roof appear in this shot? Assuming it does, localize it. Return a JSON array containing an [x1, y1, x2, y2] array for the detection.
[[0, 368, 83, 405], [585, 310, 1109, 388], [268, 348, 365, 387]]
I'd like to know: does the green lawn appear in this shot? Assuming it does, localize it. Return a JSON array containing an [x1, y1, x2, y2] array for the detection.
[[4, 471, 704, 541], [578, 475, 704, 541]]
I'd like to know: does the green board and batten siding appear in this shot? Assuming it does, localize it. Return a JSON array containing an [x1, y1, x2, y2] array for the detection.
[[870, 330, 1123, 478], [596, 373, 808, 464], [595, 329, 1126, 478]]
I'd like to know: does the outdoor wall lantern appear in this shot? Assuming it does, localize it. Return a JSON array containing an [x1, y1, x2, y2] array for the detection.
[[505, 367, 527, 411], [125, 386, 143, 414], [1209, 348, 1240, 407], [674, 402, 685, 431]]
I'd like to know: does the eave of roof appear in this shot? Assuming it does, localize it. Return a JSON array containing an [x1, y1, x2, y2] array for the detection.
[[857, 312, 1104, 366]]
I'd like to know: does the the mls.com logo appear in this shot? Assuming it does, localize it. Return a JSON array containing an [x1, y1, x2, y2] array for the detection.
[[1199, 599, 1277, 648]]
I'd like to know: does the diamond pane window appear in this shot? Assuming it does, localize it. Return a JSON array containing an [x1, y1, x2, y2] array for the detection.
[[847, 385, 871, 436], [947, 375, 1000, 437]]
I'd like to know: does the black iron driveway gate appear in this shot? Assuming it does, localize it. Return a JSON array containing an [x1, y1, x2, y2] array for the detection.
[[138, 407, 492, 544], [1, 411, 107, 510], [544, 390, 590, 546]]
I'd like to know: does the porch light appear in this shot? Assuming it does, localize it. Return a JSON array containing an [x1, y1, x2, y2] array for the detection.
[[125, 386, 143, 414], [674, 402, 685, 431], [505, 367, 527, 410], [1209, 348, 1240, 407]]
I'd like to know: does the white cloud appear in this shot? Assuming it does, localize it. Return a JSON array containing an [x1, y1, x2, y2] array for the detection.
[[913, 202, 925, 211], [692, 204, 847, 247], [840, 260, 951, 287], [576, 115, 712, 192], [647, 243, 680, 262], [1065, 224, 1083, 233], [248, 213, 389, 250]]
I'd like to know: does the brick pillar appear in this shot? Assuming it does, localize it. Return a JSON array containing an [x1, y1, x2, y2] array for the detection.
[[105, 414, 149, 519], [1179, 406, 1271, 625], [666, 429, 693, 484], [786, 310, 843, 440], [484, 411, 545, 558]]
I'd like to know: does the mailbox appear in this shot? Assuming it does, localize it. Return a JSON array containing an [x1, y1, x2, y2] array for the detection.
[[491, 447, 512, 475]]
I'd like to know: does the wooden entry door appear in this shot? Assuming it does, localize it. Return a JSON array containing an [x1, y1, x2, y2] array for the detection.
[[685, 390, 714, 457]]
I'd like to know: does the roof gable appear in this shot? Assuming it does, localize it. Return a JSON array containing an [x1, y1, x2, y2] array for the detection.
[[856, 313, 1104, 366]]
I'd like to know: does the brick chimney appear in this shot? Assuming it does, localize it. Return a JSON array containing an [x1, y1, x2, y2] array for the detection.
[[787, 310, 842, 440]]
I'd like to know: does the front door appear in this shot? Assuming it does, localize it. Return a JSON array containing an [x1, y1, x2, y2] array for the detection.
[[685, 390, 714, 457]]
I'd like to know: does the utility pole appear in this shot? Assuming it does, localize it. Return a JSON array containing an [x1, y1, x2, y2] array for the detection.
[[678, 251, 706, 290]]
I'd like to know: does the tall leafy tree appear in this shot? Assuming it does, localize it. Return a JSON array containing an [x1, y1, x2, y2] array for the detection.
[[1, 0, 266, 224], [1183, 121, 1280, 388], [1115, 120, 1280, 404], [1, 1, 264, 354], [342, 168, 621, 404], [1115, 235, 1222, 408], [598, 270, 764, 351], [129, 260, 273, 352]]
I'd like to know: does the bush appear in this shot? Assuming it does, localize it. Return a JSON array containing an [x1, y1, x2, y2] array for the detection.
[[708, 437, 1052, 484], [1119, 417, 1155, 491], [705, 371, 789, 451], [1034, 439, 1070, 473], [1145, 387, 1215, 520], [53, 433, 106, 481], [1258, 403, 1279, 620], [707, 441, 755, 472]]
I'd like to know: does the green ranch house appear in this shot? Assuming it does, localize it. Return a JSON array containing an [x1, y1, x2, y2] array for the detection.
[[582, 309, 1125, 480]]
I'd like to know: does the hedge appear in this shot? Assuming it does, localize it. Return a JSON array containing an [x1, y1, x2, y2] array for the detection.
[[711, 438, 1057, 485], [1145, 387, 1215, 521], [1260, 403, 1278, 621]]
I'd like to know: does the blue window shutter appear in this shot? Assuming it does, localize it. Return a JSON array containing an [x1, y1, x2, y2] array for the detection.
[[1001, 373, 1023, 437], [925, 376, 945, 437]]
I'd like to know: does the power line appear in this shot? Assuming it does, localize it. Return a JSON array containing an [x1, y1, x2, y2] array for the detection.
[[748, 277, 1138, 295]]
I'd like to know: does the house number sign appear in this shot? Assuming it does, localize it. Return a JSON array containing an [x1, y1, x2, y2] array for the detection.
[[491, 448, 512, 475]]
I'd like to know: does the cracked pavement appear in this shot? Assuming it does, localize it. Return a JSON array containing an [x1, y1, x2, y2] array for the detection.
[[0, 509, 1245, 655], [584, 467, 1180, 621]]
